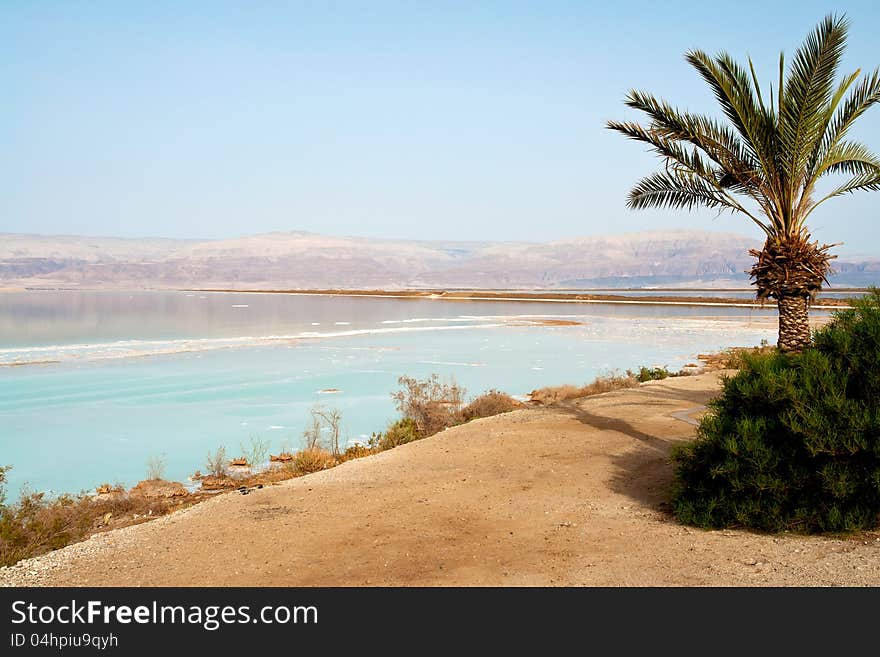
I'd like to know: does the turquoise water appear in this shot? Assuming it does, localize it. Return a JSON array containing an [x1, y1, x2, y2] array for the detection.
[[0, 290, 800, 497]]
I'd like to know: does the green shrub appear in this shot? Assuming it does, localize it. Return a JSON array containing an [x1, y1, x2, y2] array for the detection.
[[812, 291, 880, 401], [633, 366, 672, 382], [378, 418, 422, 450], [671, 289, 880, 533], [340, 444, 375, 461]]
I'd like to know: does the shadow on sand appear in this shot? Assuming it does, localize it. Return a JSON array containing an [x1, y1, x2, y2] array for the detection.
[[556, 380, 719, 513]]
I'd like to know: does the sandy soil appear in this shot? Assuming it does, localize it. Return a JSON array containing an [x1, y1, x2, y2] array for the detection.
[[3, 372, 879, 587]]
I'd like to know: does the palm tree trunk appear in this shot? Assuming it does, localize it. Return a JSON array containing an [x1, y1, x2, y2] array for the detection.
[[776, 295, 811, 352]]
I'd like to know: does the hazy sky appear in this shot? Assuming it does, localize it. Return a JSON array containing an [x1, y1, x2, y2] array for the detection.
[[3, 1, 880, 255]]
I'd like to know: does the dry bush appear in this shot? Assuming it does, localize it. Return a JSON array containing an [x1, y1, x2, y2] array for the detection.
[[421, 402, 457, 437], [0, 465, 177, 567], [303, 406, 343, 455], [145, 455, 166, 481], [698, 345, 776, 371], [579, 373, 639, 395], [1, 491, 92, 566], [529, 384, 583, 405], [392, 374, 465, 437], [457, 390, 522, 422], [0, 465, 8, 508], [302, 413, 322, 450], [241, 436, 270, 469], [313, 407, 343, 456], [387, 376, 519, 441], [530, 374, 638, 405], [91, 492, 172, 522], [289, 448, 336, 475], [205, 446, 228, 477]]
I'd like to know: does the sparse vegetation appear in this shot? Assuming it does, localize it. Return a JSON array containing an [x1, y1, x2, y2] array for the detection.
[[303, 413, 322, 450], [386, 375, 522, 443], [697, 346, 773, 371], [528, 366, 692, 405], [340, 444, 374, 462], [3, 360, 703, 568], [303, 405, 343, 456], [457, 390, 521, 422], [145, 455, 167, 481], [205, 446, 228, 478], [392, 374, 465, 437], [289, 447, 336, 475], [241, 435, 270, 470], [632, 366, 674, 382], [0, 371, 523, 568], [378, 418, 421, 450], [0, 465, 189, 567], [530, 373, 639, 405], [0, 465, 8, 508], [312, 406, 343, 456], [672, 289, 880, 533]]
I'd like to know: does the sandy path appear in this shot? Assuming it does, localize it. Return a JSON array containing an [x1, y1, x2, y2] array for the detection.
[[3, 372, 879, 587]]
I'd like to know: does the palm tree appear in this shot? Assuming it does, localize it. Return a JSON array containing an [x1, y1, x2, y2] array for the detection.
[[608, 14, 880, 351]]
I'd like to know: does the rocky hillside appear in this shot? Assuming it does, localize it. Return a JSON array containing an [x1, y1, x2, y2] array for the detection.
[[1, 230, 877, 289]]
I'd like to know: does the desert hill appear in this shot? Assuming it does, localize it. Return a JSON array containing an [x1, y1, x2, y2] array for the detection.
[[1, 229, 877, 289]]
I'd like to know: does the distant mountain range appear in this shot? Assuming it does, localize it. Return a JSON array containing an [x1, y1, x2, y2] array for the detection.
[[1, 230, 878, 290]]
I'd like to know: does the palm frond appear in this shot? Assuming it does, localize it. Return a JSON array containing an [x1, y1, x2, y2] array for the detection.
[[804, 69, 861, 170], [613, 90, 780, 221], [627, 171, 724, 211], [609, 13, 879, 251], [626, 170, 770, 233], [808, 170, 880, 213], [817, 141, 880, 177], [779, 14, 849, 193], [814, 68, 880, 166], [685, 49, 775, 175], [606, 120, 718, 178], [621, 90, 759, 172]]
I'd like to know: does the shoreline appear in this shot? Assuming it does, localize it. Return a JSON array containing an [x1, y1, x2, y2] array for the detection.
[[0, 317, 583, 368], [0, 310, 788, 369], [0, 358, 720, 570], [183, 287, 854, 309], [4, 370, 878, 587]]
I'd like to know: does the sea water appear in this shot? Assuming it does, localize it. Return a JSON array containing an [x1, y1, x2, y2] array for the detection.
[[0, 290, 813, 497]]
